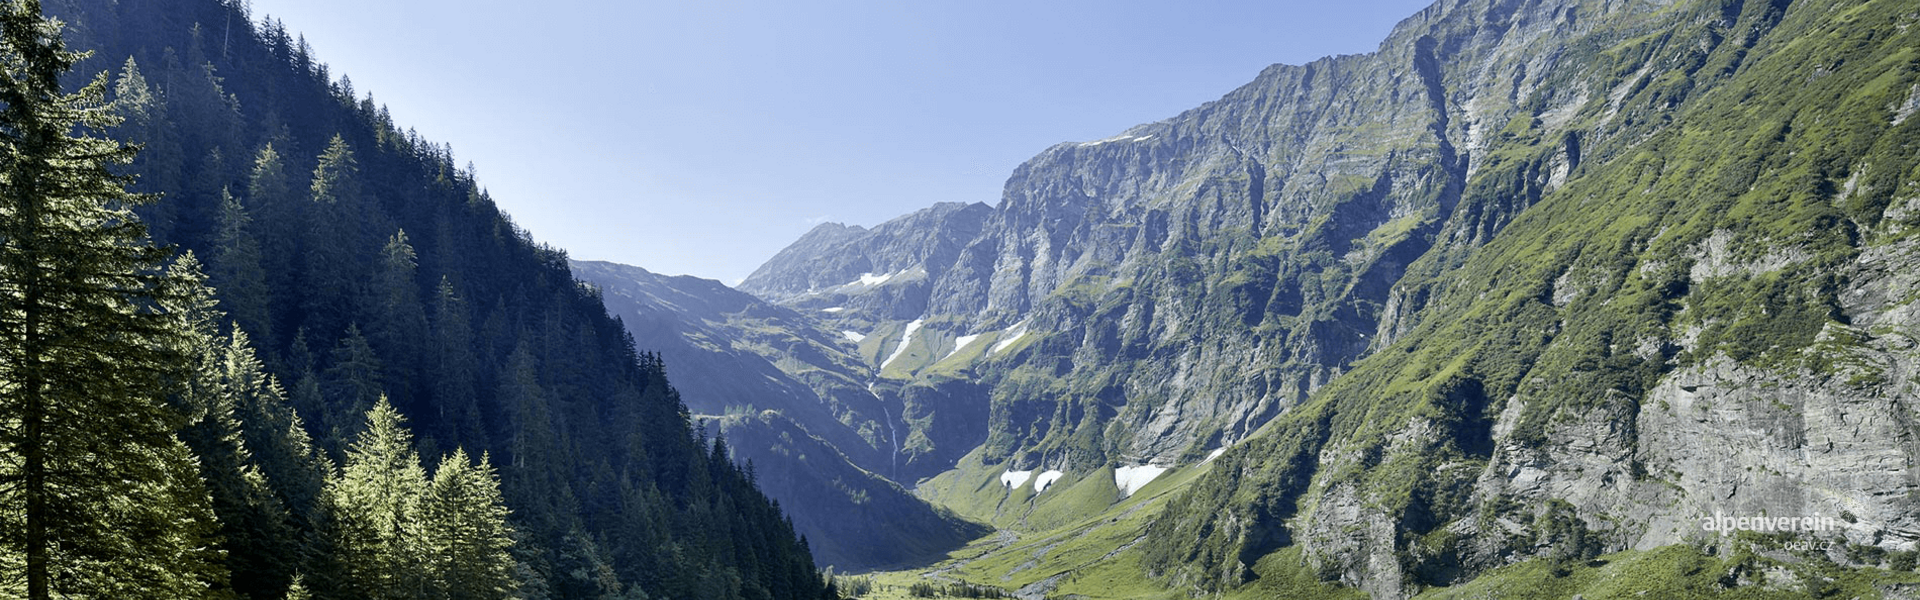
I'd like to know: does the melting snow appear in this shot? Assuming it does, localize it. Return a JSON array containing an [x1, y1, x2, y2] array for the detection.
[[1114, 465, 1168, 498], [944, 334, 983, 360], [1205, 448, 1227, 462], [857, 272, 896, 286], [1034, 470, 1065, 493], [841, 331, 866, 342], [822, 307, 846, 313], [880, 319, 924, 370], [990, 320, 1031, 355], [1000, 470, 1033, 490]]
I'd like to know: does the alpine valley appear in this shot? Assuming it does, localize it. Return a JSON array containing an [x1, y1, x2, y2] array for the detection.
[[3, 0, 1918, 597], [569, 0, 1920, 597]]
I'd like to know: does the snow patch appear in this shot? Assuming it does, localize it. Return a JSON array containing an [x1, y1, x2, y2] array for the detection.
[[822, 307, 846, 313], [857, 271, 896, 286], [1114, 465, 1167, 498], [1034, 470, 1065, 493], [1000, 470, 1032, 490], [990, 320, 1031, 355], [944, 333, 983, 360], [1078, 134, 1153, 147], [841, 331, 866, 342], [880, 319, 924, 370], [1205, 448, 1226, 462]]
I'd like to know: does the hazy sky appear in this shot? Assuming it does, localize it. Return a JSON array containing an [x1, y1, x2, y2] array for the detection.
[[244, 0, 1435, 284]]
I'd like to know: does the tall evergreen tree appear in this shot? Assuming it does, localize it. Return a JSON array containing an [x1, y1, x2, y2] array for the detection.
[[212, 186, 274, 345], [108, 56, 184, 237], [321, 324, 383, 454], [423, 449, 517, 600], [326, 397, 427, 600], [371, 228, 426, 411], [429, 276, 483, 450], [166, 255, 297, 600], [301, 136, 364, 336], [226, 327, 332, 588], [0, 2, 226, 597], [245, 142, 299, 338]]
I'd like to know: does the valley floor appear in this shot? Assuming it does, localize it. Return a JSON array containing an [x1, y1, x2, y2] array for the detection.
[[842, 457, 1920, 600]]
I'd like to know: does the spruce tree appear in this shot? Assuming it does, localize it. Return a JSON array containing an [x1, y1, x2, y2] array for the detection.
[[371, 229, 426, 412], [429, 277, 483, 450], [0, 2, 225, 597], [326, 397, 428, 599], [108, 56, 184, 237], [423, 449, 517, 600], [301, 135, 364, 335], [166, 255, 299, 599], [322, 324, 384, 453], [212, 187, 273, 345], [246, 142, 299, 334]]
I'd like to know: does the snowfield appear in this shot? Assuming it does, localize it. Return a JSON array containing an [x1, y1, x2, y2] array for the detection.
[[841, 331, 866, 342], [880, 319, 924, 370], [1114, 465, 1167, 498], [990, 320, 1030, 355], [1000, 470, 1032, 490], [944, 333, 982, 360], [1034, 470, 1064, 493]]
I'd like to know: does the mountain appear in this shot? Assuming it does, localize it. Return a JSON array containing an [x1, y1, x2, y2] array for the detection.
[[571, 259, 989, 570], [740, 0, 1920, 596], [29, 1, 831, 597]]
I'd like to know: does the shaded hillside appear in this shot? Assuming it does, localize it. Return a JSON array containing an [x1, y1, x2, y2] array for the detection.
[[572, 259, 989, 570], [40, 0, 830, 597]]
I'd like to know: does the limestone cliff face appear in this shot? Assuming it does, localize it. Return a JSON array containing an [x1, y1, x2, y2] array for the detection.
[[745, 0, 1920, 595], [1140, 0, 1920, 594], [740, 0, 1623, 473]]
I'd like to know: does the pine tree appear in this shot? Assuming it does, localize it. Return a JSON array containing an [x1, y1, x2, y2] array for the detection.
[[226, 328, 332, 596], [322, 324, 384, 453], [212, 187, 274, 345], [326, 398, 428, 600], [108, 56, 184, 237], [301, 135, 365, 335], [246, 142, 299, 337], [165, 255, 298, 599], [423, 449, 517, 600], [371, 229, 426, 412], [0, 2, 226, 597], [429, 277, 484, 450], [282, 575, 311, 600]]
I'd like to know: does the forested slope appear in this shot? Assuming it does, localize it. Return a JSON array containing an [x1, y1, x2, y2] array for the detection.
[[14, 0, 831, 597]]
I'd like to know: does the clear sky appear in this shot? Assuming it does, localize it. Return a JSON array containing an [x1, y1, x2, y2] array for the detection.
[[243, 0, 1436, 285]]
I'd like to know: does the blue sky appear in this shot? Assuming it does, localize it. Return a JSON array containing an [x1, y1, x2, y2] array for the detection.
[[244, 0, 1436, 284]]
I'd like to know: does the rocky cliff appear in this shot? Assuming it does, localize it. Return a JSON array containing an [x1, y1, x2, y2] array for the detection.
[[738, 0, 1920, 595]]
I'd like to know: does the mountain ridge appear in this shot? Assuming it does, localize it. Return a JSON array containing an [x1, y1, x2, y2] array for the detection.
[[735, 0, 1920, 596]]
